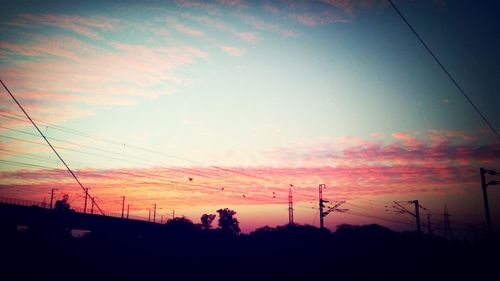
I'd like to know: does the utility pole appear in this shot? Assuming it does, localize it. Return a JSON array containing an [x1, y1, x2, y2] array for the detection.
[[172, 209, 175, 219], [393, 200, 426, 234], [414, 200, 421, 234], [318, 184, 347, 229], [319, 184, 326, 229], [121, 196, 125, 219], [443, 205, 453, 240], [153, 204, 157, 223], [288, 184, 294, 225], [49, 188, 57, 209], [161, 215, 164, 224], [127, 204, 130, 219], [148, 210, 151, 222], [480, 168, 498, 238], [90, 197, 95, 214], [426, 214, 433, 236], [83, 188, 89, 214]]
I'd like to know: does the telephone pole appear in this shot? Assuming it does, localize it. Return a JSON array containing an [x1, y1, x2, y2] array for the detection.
[[49, 188, 57, 209], [121, 196, 125, 219], [127, 204, 130, 219], [83, 188, 89, 214], [148, 210, 151, 222], [288, 184, 294, 225], [480, 168, 498, 238]]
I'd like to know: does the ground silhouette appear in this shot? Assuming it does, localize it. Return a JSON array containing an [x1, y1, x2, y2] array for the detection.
[[0, 208, 498, 281]]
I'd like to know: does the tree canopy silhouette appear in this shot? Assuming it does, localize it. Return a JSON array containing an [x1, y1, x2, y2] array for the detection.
[[216, 208, 240, 234], [200, 213, 216, 229], [54, 194, 71, 211]]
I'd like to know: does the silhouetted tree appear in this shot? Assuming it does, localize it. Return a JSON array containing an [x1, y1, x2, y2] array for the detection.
[[216, 208, 240, 234], [165, 216, 198, 231], [200, 213, 216, 229], [54, 194, 71, 211], [166, 216, 193, 226]]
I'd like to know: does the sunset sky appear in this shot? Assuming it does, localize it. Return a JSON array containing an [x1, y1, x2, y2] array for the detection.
[[0, 0, 499, 234]]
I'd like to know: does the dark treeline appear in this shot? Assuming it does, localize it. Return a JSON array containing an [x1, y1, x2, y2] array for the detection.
[[0, 209, 498, 281]]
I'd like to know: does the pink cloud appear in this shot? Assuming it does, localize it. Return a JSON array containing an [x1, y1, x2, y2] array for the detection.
[[285, 0, 385, 26], [220, 46, 245, 56], [0, 35, 208, 127], [429, 129, 475, 145], [263, 2, 280, 14], [291, 11, 350, 26], [0, 35, 96, 60], [182, 13, 259, 43], [10, 14, 119, 39], [320, 0, 386, 13], [391, 132, 422, 147], [1, 128, 497, 231], [319, 0, 355, 14], [218, 0, 246, 8], [174, 23, 203, 37], [236, 31, 259, 43], [175, 0, 220, 14], [371, 133, 384, 140], [239, 14, 297, 37], [164, 17, 203, 37]]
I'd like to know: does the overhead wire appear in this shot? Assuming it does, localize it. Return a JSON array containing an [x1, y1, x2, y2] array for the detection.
[[0, 80, 105, 215], [387, 0, 499, 140]]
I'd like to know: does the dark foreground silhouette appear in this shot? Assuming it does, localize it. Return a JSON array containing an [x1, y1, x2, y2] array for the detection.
[[0, 211, 498, 281]]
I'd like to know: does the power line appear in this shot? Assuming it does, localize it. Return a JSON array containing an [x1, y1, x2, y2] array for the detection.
[[0, 147, 294, 206], [0, 110, 318, 195], [387, 0, 499, 140], [0, 116, 319, 201], [0, 80, 105, 215]]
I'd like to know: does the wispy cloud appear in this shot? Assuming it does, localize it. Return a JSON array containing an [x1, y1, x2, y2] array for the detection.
[[263, 2, 280, 15], [239, 14, 297, 37], [9, 14, 119, 39], [183, 13, 259, 43], [220, 45, 245, 56], [0, 32, 208, 125], [164, 16, 204, 37], [236, 31, 259, 43], [290, 11, 350, 26], [265, 129, 498, 167], [1, 129, 497, 213]]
